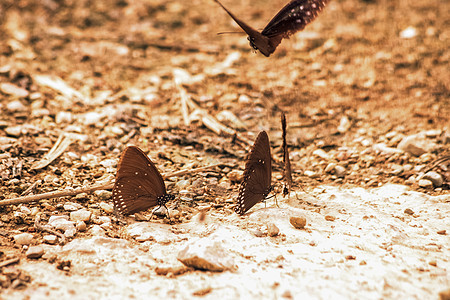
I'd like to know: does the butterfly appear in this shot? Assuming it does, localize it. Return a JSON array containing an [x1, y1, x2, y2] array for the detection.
[[112, 146, 175, 215], [213, 0, 330, 56], [281, 112, 293, 197], [235, 131, 273, 215]]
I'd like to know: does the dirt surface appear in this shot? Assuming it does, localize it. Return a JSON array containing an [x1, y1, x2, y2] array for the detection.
[[0, 0, 449, 299]]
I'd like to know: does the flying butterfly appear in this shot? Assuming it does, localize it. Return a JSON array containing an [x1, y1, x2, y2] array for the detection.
[[112, 146, 175, 216], [236, 131, 273, 215], [281, 112, 293, 197], [213, 0, 330, 56]]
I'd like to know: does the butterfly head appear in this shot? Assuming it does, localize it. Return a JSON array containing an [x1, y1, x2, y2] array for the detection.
[[158, 194, 175, 206]]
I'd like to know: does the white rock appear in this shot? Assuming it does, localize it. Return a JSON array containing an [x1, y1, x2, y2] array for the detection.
[[337, 116, 351, 133], [70, 209, 92, 222], [64, 202, 83, 211], [177, 239, 234, 272], [1, 83, 29, 98], [6, 100, 27, 112], [422, 172, 443, 187], [20, 206, 31, 215], [400, 26, 417, 39], [313, 149, 330, 160], [335, 165, 346, 178], [90, 225, 106, 236], [398, 135, 427, 156], [83, 111, 103, 126], [76, 221, 87, 232], [14, 233, 34, 245], [48, 215, 76, 237], [99, 202, 114, 213], [43, 235, 58, 244], [418, 179, 433, 189], [26, 245, 44, 259], [55, 111, 73, 124]]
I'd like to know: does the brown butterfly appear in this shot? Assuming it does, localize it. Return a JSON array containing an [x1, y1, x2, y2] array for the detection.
[[213, 0, 330, 56], [281, 112, 293, 196], [112, 146, 175, 215], [235, 131, 273, 215]]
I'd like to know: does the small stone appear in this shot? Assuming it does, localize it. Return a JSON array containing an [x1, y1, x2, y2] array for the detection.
[[95, 190, 112, 201], [83, 111, 103, 126], [436, 230, 446, 235], [76, 221, 87, 232], [334, 165, 346, 178], [290, 216, 307, 229], [253, 229, 264, 237], [43, 235, 58, 245], [1, 83, 29, 98], [63, 202, 83, 211], [227, 169, 243, 182], [304, 170, 319, 178], [175, 179, 190, 189], [337, 116, 351, 133], [400, 26, 417, 39], [152, 206, 168, 217], [429, 260, 437, 267], [90, 225, 105, 236], [93, 216, 111, 225], [99, 202, 114, 213], [398, 135, 426, 156], [177, 239, 234, 272], [422, 171, 443, 187], [325, 163, 336, 173], [14, 233, 34, 245], [70, 209, 92, 222], [418, 179, 433, 189], [5, 126, 23, 137], [55, 111, 73, 124], [313, 149, 330, 160], [267, 223, 279, 237], [325, 215, 336, 221], [404, 208, 414, 215], [6, 100, 27, 112], [26, 246, 44, 259], [19, 206, 31, 215]]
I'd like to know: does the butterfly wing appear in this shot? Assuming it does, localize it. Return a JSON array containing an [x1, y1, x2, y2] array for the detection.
[[213, 0, 275, 57], [281, 113, 293, 196], [112, 146, 167, 215], [262, 0, 329, 39], [236, 131, 272, 214]]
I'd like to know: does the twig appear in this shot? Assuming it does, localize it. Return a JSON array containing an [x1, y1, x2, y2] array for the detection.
[[31, 133, 76, 170], [0, 164, 221, 207]]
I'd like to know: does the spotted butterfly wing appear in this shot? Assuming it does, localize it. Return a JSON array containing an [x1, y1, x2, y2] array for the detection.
[[214, 0, 329, 57], [236, 131, 272, 215], [281, 113, 293, 197], [112, 146, 174, 215]]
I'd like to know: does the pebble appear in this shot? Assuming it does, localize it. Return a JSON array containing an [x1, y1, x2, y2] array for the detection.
[[1, 83, 29, 98], [6, 99, 27, 112], [94, 216, 111, 225], [48, 215, 76, 237], [337, 116, 351, 133], [227, 170, 243, 182], [96, 191, 112, 202], [177, 239, 234, 272], [70, 209, 92, 222], [334, 165, 346, 178], [26, 246, 44, 259], [19, 206, 31, 215], [404, 208, 414, 215], [55, 111, 73, 124], [253, 229, 264, 237], [63, 202, 83, 211], [14, 233, 34, 245], [83, 111, 103, 126], [325, 215, 336, 221], [418, 179, 433, 189], [100, 202, 114, 214], [76, 221, 87, 232], [398, 135, 426, 156], [175, 179, 190, 190], [90, 225, 105, 236], [267, 223, 280, 237], [422, 171, 443, 187], [290, 216, 307, 229], [152, 206, 168, 217], [313, 149, 330, 160], [304, 170, 319, 178], [5, 126, 23, 137], [373, 143, 403, 155], [400, 26, 417, 39], [325, 163, 336, 174], [43, 235, 58, 245]]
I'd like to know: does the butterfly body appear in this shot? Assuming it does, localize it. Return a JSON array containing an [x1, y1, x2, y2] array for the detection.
[[235, 131, 272, 215], [214, 0, 329, 56], [112, 146, 174, 215]]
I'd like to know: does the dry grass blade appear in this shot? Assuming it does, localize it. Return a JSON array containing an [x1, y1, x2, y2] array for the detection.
[[31, 133, 76, 170], [34, 75, 89, 103]]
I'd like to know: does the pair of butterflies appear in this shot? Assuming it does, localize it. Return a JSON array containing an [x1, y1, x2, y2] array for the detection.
[[112, 113, 292, 216], [213, 0, 330, 56]]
